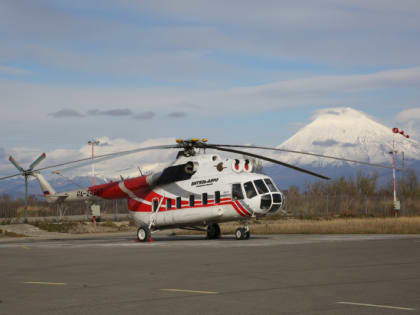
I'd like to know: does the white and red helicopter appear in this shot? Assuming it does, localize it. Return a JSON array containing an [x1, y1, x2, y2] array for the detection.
[[1, 138, 395, 242]]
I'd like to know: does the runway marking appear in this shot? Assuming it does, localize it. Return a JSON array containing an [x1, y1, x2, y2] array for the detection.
[[24, 282, 66, 286], [337, 301, 415, 311], [161, 289, 218, 294], [19, 245, 30, 249]]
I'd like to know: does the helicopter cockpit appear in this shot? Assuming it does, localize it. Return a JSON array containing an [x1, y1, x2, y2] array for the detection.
[[232, 177, 283, 215]]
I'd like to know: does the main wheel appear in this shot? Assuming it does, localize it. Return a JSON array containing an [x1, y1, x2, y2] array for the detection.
[[137, 226, 151, 242], [245, 230, 250, 239], [207, 223, 221, 239], [235, 227, 246, 240]]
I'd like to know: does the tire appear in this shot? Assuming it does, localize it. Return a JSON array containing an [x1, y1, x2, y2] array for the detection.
[[207, 223, 221, 239], [137, 226, 151, 242], [235, 228, 245, 240]]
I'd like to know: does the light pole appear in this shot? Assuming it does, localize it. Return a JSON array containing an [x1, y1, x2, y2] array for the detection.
[[88, 139, 100, 186]]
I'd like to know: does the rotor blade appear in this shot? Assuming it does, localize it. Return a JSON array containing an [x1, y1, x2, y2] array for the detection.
[[8, 156, 25, 173], [207, 144, 399, 170], [206, 145, 330, 180], [29, 153, 46, 171], [39, 144, 180, 174], [0, 173, 24, 180]]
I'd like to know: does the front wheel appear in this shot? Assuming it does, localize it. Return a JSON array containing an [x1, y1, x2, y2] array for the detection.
[[137, 226, 151, 242], [235, 228, 245, 240]]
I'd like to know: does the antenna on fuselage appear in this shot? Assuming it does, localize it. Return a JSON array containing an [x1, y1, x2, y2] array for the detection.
[[137, 166, 143, 176]]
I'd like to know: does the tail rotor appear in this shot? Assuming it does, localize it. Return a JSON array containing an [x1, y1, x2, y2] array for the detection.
[[8, 153, 46, 223]]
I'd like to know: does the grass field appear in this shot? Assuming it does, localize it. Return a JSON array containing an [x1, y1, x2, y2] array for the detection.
[[228, 217, 420, 234], [174, 217, 420, 235]]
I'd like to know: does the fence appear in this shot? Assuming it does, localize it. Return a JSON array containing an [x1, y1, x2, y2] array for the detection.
[[1, 195, 419, 220], [283, 193, 420, 218], [0, 198, 129, 220]]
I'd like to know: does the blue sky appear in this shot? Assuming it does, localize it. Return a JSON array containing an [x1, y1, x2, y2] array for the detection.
[[1, 0, 420, 156]]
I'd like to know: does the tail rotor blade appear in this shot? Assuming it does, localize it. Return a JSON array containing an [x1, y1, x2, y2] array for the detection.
[[9, 156, 25, 173], [29, 153, 46, 171]]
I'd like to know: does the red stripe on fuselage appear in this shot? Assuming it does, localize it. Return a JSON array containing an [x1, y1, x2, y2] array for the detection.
[[234, 200, 252, 216], [128, 197, 247, 217]]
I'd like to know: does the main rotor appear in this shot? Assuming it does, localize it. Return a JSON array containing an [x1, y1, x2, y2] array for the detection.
[[175, 138, 208, 157], [1, 137, 401, 184]]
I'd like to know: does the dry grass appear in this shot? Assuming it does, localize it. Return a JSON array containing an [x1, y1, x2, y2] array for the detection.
[[33, 221, 134, 234], [177, 217, 420, 235], [0, 229, 24, 237]]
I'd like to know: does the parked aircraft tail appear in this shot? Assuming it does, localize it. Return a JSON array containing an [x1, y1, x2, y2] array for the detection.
[[33, 173, 57, 203]]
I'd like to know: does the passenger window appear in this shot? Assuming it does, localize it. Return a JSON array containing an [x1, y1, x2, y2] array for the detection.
[[244, 181, 257, 199], [167, 198, 172, 210], [264, 178, 278, 192], [202, 193, 208, 205], [176, 197, 182, 209], [215, 191, 220, 203], [189, 195, 195, 207], [232, 184, 244, 200], [152, 198, 159, 212], [254, 179, 269, 194]]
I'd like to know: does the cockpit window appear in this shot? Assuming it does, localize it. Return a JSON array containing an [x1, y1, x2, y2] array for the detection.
[[254, 179, 269, 194], [243, 181, 257, 199], [260, 194, 272, 210], [232, 184, 244, 200], [264, 178, 278, 192]]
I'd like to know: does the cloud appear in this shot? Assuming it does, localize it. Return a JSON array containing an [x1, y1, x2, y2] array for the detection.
[[235, 67, 420, 98], [132, 111, 156, 120], [341, 143, 357, 148], [312, 139, 339, 147], [396, 108, 420, 122], [0, 65, 31, 75], [48, 109, 84, 118], [87, 108, 133, 116], [167, 111, 187, 118]]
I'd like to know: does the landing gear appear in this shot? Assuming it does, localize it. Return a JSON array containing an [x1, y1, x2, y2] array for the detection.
[[207, 223, 221, 239], [235, 227, 250, 240], [137, 225, 151, 242]]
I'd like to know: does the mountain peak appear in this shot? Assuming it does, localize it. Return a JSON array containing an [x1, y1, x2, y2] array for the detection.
[[277, 107, 420, 167]]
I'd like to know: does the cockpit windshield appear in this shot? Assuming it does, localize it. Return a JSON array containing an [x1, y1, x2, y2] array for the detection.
[[254, 179, 269, 194], [264, 178, 278, 192], [243, 181, 257, 199]]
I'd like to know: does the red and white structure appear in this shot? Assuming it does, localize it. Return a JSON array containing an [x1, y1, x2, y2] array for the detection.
[[88, 139, 100, 186], [391, 128, 410, 214]]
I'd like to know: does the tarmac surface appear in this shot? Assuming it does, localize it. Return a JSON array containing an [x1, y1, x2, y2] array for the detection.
[[1, 233, 420, 314]]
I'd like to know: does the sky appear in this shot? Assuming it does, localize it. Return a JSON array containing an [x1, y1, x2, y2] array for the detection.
[[1, 0, 420, 178]]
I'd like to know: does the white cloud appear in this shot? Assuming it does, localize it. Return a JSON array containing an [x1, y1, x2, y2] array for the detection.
[[396, 108, 420, 122]]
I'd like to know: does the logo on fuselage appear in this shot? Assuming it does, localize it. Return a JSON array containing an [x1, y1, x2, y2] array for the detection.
[[191, 178, 219, 187]]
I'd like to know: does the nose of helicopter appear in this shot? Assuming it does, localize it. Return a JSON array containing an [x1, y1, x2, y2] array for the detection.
[[246, 192, 283, 215]]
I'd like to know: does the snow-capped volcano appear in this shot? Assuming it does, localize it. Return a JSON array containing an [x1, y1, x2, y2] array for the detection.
[[274, 107, 420, 168]]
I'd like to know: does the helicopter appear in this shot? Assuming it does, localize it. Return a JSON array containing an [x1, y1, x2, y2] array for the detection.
[[1, 138, 397, 242]]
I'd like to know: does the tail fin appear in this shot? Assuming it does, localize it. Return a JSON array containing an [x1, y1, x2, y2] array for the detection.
[[33, 173, 57, 203]]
